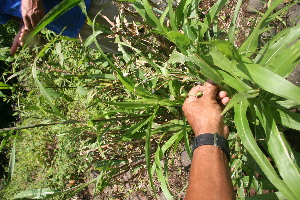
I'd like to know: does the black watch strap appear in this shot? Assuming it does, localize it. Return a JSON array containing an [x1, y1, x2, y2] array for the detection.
[[192, 133, 230, 162]]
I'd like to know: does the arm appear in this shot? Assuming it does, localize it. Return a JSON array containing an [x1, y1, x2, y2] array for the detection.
[[10, 0, 44, 54], [182, 82, 235, 200]]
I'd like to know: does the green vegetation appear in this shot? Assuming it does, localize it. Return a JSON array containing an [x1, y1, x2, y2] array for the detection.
[[0, 0, 300, 199]]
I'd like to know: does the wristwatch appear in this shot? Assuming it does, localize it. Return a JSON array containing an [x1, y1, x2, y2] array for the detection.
[[192, 133, 230, 162]]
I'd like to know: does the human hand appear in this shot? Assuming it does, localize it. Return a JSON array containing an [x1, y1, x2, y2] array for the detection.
[[182, 82, 230, 138], [21, 0, 45, 31], [10, 0, 44, 54]]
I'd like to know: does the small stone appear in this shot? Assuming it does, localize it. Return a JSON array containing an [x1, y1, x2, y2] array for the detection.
[[180, 151, 191, 168], [286, 4, 300, 26], [287, 64, 300, 86], [246, 0, 267, 14]]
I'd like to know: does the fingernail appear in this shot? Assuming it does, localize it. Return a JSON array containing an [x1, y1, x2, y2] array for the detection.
[[207, 80, 216, 85]]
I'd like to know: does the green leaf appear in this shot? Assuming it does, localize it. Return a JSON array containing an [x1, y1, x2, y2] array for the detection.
[[209, 48, 248, 80], [274, 100, 299, 109], [14, 188, 61, 199], [199, 0, 229, 38], [155, 130, 184, 200], [217, 70, 251, 91], [240, 60, 300, 104], [228, 0, 242, 44], [122, 117, 152, 140], [104, 101, 154, 108], [256, 23, 300, 68], [239, 0, 285, 57], [7, 138, 16, 184], [145, 107, 159, 198], [221, 90, 259, 115], [0, 82, 11, 90], [272, 108, 300, 131], [166, 31, 191, 48], [32, 36, 65, 119], [167, 0, 178, 31], [234, 101, 295, 200], [266, 40, 300, 77], [202, 40, 241, 61], [190, 54, 223, 83], [134, 0, 165, 32], [256, 103, 300, 198], [175, 0, 193, 28]]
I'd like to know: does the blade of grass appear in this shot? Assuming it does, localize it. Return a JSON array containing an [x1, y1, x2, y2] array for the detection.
[[199, 0, 229, 38], [175, 0, 192, 28], [168, 0, 178, 31], [141, 0, 165, 32], [221, 90, 259, 115], [240, 59, 300, 104], [271, 108, 300, 131], [154, 128, 185, 199], [145, 107, 159, 199], [217, 70, 251, 91], [256, 103, 300, 198], [266, 40, 300, 77], [7, 138, 16, 184], [239, 0, 285, 57], [32, 36, 65, 119], [234, 101, 296, 200], [256, 23, 300, 67], [228, 0, 242, 44]]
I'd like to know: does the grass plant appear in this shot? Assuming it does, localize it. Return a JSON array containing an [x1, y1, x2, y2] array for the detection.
[[0, 0, 299, 199]]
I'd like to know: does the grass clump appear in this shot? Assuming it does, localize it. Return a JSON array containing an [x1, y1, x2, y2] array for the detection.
[[0, 0, 300, 199]]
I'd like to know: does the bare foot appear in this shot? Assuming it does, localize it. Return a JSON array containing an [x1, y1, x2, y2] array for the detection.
[[182, 82, 230, 138]]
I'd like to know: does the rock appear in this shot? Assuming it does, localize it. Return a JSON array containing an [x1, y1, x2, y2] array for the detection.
[[286, 3, 300, 27], [180, 151, 191, 169], [287, 64, 300, 86], [286, 4, 300, 86], [246, 0, 267, 14]]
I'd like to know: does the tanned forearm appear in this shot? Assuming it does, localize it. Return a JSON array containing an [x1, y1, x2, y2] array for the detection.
[[185, 146, 235, 200]]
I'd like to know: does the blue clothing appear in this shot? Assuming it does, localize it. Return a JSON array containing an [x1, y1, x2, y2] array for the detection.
[[0, 0, 91, 38]]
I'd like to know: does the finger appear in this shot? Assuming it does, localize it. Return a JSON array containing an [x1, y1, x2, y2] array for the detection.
[[202, 82, 218, 101], [218, 91, 227, 98], [186, 85, 204, 101], [19, 27, 29, 46], [10, 42, 19, 55], [23, 15, 33, 30], [221, 97, 230, 106], [10, 30, 23, 55]]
